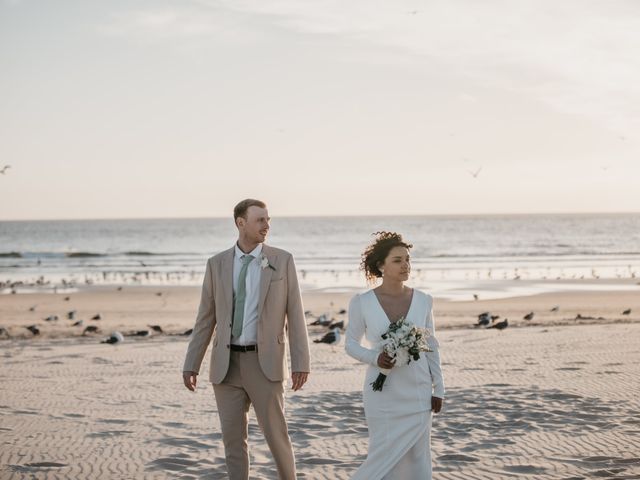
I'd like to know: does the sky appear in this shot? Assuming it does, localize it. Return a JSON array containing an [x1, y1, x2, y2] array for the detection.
[[1, 0, 639, 220]]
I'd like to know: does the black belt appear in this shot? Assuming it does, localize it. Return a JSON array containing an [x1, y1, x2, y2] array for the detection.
[[230, 344, 257, 352]]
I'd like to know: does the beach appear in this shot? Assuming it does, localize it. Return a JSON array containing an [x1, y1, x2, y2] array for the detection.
[[1, 284, 640, 479]]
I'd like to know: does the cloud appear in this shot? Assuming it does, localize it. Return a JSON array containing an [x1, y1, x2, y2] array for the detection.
[[98, 4, 257, 43], [208, 0, 640, 134], [101, 0, 640, 134]]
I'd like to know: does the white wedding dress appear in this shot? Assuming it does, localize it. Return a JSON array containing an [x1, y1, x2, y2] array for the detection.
[[345, 289, 445, 480]]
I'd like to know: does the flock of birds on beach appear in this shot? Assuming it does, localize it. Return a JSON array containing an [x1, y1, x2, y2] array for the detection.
[[0, 285, 636, 344], [472, 305, 633, 331], [0, 287, 193, 342]]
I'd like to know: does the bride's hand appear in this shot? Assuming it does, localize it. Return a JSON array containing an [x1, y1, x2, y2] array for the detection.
[[377, 352, 395, 369]]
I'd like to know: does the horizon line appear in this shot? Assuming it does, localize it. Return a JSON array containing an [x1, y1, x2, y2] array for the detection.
[[2, 210, 640, 222]]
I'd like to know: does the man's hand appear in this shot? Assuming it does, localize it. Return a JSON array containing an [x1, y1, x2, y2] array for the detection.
[[291, 372, 308, 391], [377, 352, 395, 369], [183, 371, 198, 391], [431, 396, 443, 413]]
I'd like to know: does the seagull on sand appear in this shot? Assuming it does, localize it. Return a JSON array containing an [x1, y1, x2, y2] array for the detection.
[[83, 325, 99, 335], [0, 165, 11, 174], [488, 319, 509, 330], [67, 310, 76, 320], [309, 313, 331, 327], [523, 312, 534, 321], [91, 314, 101, 321], [475, 312, 499, 327], [475, 313, 491, 327], [45, 315, 59, 322], [328, 320, 344, 330], [313, 327, 341, 348], [101, 331, 124, 344], [26, 325, 40, 335], [132, 329, 151, 337]]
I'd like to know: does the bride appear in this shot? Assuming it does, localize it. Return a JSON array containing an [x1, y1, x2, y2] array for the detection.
[[345, 231, 445, 479]]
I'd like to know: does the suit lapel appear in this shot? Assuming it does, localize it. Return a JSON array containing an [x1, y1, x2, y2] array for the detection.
[[258, 245, 276, 316], [221, 246, 235, 316]]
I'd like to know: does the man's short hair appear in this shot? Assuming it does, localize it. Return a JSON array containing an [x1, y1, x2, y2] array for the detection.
[[233, 199, 267, 221]]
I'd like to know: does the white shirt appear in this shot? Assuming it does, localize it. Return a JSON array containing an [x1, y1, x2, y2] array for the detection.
[[231, 243, 262, 345]]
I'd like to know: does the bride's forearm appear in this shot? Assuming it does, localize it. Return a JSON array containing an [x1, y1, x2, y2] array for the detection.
[[345, 338, 379, 366]]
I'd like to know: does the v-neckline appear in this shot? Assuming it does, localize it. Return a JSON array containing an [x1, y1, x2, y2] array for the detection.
[[371, 288, 415, 325]]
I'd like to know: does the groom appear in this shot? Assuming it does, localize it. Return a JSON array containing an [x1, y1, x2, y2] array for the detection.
[[182, 199, 310, 480]]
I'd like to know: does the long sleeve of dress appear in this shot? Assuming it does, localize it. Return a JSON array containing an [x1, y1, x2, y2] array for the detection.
[[425, 307, 445, 398], [345, 294, 380, 367]]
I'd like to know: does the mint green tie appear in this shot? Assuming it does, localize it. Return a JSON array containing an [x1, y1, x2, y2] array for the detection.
[[232, 254, 254, 338]]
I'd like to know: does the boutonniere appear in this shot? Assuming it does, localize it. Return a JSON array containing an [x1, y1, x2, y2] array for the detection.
[[261, 255, 276, 270]]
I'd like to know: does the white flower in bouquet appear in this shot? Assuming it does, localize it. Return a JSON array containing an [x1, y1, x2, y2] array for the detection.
[[394, 348, 409, 367], [371, 316, 433, 391]]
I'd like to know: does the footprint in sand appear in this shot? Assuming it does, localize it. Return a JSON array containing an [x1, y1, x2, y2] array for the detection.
[[438, 453, 479, 463], [97, 418, 128, 425], [503, 464, 548, 475], [87, 430, 133, 437]]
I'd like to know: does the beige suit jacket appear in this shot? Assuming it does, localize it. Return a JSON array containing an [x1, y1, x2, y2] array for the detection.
[[183, 244, 310, 384]]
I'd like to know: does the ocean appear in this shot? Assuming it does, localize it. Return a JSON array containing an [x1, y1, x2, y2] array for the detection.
[[1, 214, 639, 300]]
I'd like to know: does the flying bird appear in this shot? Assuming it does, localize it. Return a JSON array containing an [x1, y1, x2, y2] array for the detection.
[[0, 165, 11, 174], [468, 166, 482, 178]]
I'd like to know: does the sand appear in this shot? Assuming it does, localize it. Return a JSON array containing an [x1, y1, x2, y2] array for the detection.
[[1, 285, 640, 479]]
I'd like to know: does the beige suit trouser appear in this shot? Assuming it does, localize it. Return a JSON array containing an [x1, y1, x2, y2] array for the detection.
[[213, 351, 296, 480]]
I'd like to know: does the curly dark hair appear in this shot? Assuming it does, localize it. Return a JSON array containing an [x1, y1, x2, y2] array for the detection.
[[360, 231, 413, 283]]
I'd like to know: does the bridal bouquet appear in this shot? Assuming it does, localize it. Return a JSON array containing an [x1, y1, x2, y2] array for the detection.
[[371, 317, 432, 391]]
